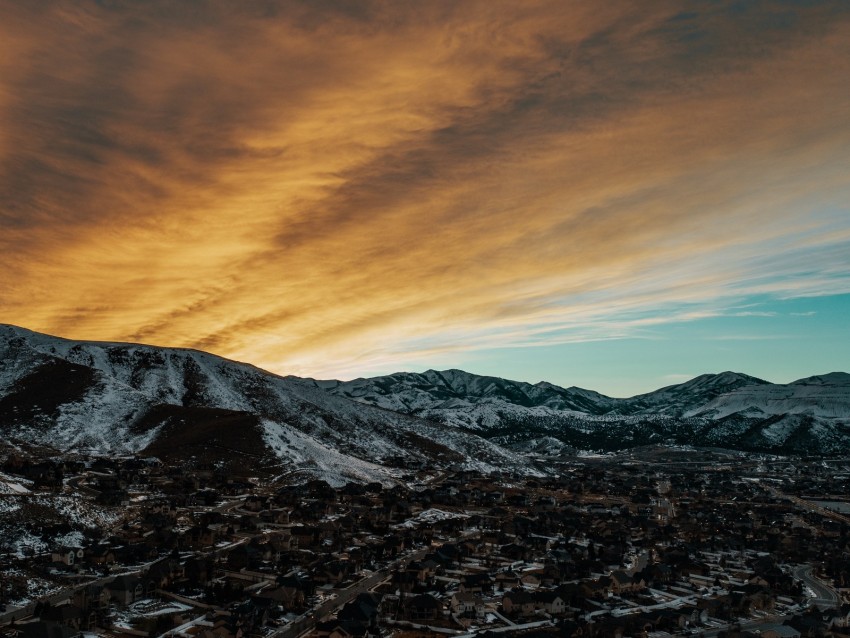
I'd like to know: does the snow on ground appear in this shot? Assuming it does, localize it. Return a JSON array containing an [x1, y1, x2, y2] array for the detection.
[[1, 326, 541, 477], [577, 450, 615, 459], [7, 529, 49, 559], [0, 497, 22, 515], [5, 567, 61, 606], [54, 530, 86, 548], [128, 598, 194, 617], [687, 374, 850, 419], [28, 494, 121, 528], [0, 472, 32, 494], [260, 419, 399, 487], [760, 416, 800, 445], [396, 508, 470, 528], [52, 376, 154, 452]]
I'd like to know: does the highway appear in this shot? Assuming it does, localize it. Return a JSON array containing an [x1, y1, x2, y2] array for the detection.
[[760, 482, 850, 526]]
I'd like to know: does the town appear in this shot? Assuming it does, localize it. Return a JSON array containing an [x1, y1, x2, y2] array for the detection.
[[3, 446, 850, 638]]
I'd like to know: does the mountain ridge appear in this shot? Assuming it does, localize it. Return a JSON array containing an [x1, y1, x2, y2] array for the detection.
[[317, 367, 850, 453], [2, 324, 849, 469], [0, 324, 534, 485]]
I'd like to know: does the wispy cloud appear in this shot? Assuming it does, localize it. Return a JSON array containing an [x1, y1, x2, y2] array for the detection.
[[728, 311, 778, 317], [706, 334, 792, 341], [0, 1, 849, 378]]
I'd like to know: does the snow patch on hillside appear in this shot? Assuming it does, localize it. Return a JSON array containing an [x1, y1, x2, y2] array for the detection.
[[686, 379, 850, 419], [260, 419, 397, 486], [396, 508, 470, 528], [0, 472, 32, 495]]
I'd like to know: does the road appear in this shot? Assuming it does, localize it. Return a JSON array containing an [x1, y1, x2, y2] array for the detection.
[[761, 482, 850, 526], [0, 568, 145, 625], [697, 614, 790, 638], [0, 538, 247, 626], [792, 565, 839, 608]]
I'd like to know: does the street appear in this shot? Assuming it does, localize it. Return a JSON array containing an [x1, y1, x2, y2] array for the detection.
[[792, 564, 839, 608]]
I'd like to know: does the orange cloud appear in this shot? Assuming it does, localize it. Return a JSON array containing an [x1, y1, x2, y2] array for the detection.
[[1, 1, 849, 378]]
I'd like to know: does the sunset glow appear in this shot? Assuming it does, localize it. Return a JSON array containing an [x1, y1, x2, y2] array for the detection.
[[2, 1, 849, 395]]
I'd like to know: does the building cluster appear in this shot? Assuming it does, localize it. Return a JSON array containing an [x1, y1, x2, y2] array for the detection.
[[2, 450, 850, 638]]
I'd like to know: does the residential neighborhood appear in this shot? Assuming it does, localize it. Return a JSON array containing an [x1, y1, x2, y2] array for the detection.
[[3, 447, 850, 638]]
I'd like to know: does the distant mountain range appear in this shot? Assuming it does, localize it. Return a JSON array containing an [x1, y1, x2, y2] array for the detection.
[[317, 369, 850, 454], [1, 325, 849, 484]]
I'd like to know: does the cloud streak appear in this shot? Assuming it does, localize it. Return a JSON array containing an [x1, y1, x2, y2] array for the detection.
[[1, 1, 849, 379]]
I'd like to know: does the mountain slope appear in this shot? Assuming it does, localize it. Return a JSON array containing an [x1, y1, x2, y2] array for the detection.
[[315, 369, 617, 432], [322, 368, 850, 454], [687, 372, 850, 419], [2, 324, 848, 463], [613, 371, 769, 415], [0, 325, 535, 484]]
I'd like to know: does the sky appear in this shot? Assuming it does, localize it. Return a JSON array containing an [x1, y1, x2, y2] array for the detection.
[[1, 1, 849, 397]]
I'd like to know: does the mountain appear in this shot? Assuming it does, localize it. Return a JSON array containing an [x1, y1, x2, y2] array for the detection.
[[2, 325, 848, 471], [686, 372, 850, 419], [314, 369, 617, 431], [613, 371, 770, 415], [321, 369, 850, 454], [0, 325, 534, 485]]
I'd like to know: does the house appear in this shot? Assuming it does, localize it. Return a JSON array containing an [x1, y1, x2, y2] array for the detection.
[[786, 610, 831, 637], [520, 570, 543, 587], [731, 584, 775, 613], [502, 591, 536, 617], [276, 574, 313, 608], [495, 570, 522, 590], [316, 559, 349, 585], [390, 570, 416, 593], [642, 608, 697, 632], [186, 525, 217, 549], [106, 575, 143, 605], [85, 545, 115, 566], [825, 604, 850, 628], [460, 573, 492, 594], [610, 570, 642, 594], [451, 593, 485, 619], [338, 593, 382, 627], [405, 594, 442, 621], [144, 558, 183, 591], [535, 591, 567, 615], [73, 584, 111, 614], [679, 605, 708, 626], [51, 548, 83, 567], [404, 560, 434, 584], [183, 557, 215, 587], [500, 542, 530, 561]]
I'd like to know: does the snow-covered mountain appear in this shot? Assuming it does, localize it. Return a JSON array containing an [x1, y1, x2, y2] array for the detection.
[[314, 369, 616, 432], [321, 368, 850, 454], [614, 371, 770, 416], [2, 324, 848, 467], [686, 372, 850, 419], [0, 325, 534, 485]]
